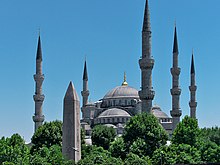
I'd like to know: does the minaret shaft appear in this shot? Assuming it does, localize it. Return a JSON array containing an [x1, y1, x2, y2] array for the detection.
[[139, 0, 155, 113], [33, 36, 45, 132], [81, 60, 89, 107], [189, 55, 197, 118], [170, 27, 182, 131]]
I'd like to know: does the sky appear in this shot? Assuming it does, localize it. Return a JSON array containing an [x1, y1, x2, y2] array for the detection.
[[0, 0, 220, 142]]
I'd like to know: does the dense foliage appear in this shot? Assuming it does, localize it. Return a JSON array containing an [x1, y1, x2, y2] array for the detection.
[[172, 115, 201, 147], [91, 125, 116, 150], [1, 117, 220, 164], [31, 120, 62, 153], [123, 113, 168, 156]]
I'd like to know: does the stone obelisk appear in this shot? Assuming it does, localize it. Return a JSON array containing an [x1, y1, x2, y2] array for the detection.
[[62, 81, 81, 163]]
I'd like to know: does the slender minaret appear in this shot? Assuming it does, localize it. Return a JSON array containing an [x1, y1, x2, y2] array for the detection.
[[62, 81, 81, 162], [33, 35, 45, 132], [189, 53, 197, 118], [81, 60, 89, 107], [138, 0, 155, 113], [170, 26, 182, 131]]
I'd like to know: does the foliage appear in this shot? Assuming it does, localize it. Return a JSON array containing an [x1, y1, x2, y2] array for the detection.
[[152, 144, 201, 165], [123, 113, 168, 156], [78, 145, 123, 165], [30, 145, 72, 165], [172, 116, 201, 147], [109, 137, 126, 159], [124, 153, 151, 165], [0, 134, 30, 164], [81, 128, 86, 145], [201, 126, 220, 145], [91, 125, 116, 150], [31, 120, 62, 153], [200, 140, 220, 163]]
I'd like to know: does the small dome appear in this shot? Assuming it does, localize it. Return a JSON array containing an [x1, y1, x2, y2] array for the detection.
[[98, 108, 131, 118], [103, 124, 117, 128], [103, 86, 139, 99], [152, 105, 170, 119]]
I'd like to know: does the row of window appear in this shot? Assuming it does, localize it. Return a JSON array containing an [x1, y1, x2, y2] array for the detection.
[[94, 117, 130, 125]]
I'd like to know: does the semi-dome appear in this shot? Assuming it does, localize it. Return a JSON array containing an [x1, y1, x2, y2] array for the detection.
[[152, 105, 170, 119], [98, 108, 131, 118], [103, 85, 139, 99]]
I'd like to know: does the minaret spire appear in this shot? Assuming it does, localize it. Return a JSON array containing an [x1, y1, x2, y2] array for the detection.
[[189, 53, 197, 118], [81, 59, 89, 107], [139, 0, 155, 113], [170, 25, 182, 131], [33, 35, 45, 132]]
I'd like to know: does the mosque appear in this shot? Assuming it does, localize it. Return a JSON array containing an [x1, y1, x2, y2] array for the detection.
[[32, 0, 197, 138]]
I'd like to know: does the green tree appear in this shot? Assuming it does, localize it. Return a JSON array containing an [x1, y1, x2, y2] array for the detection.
[[30, 145, 72, 165], [172, 116, 200, 147], [91, 125, 116, 150], [124, 153, 151, 165], [109, 137, 126, 159], [31, 120, 62, 153], [78, 146, 123, 165], [123, 113, 168, 157], [0, 134, 30, 164], [152, 144, 201, 165], [200, 140, 220, 163], [201, 126, 220, 145]]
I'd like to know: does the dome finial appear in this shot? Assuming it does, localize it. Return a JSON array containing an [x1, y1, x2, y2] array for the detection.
[[122, 72, 128, 86]]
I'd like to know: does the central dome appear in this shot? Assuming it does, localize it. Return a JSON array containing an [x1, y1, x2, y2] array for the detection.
[[103, 85, 139, 99]]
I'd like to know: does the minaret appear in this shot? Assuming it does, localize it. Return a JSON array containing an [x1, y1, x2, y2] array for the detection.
[[33, 35, 45, 132], [189, 53, 197, 118], [62, 82, 81, 162], [170, 26, 182, 131], [139, 0, 155, 113], [81, 60, 89, 107]]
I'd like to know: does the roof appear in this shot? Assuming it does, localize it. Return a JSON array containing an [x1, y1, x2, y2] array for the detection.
[[152, 105, 170, 119], [103, 85, 139, 99], [98, 108, 131, 118]]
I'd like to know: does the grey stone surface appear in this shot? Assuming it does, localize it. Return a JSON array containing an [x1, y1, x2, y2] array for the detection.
[[62, 82, 81, 163], [33, 35, 45, 133], [170, 26, 182, 131], [189, 54, 197, 118], [139, 0, 155, 113]]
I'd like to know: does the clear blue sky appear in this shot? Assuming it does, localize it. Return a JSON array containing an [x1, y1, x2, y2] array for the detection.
[[0, 0, 219, 142]]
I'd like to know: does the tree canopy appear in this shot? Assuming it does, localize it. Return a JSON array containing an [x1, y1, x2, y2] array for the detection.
[[123, 113, 168, 156], [31, 120, 62, 153], [91, 125, 116, 150]]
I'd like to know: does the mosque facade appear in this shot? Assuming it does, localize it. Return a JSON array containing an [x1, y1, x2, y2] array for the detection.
[[33, 0, 197, 138]]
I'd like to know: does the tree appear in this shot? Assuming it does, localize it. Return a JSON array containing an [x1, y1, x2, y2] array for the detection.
[[171, 116, 201, 147], [200, 140, 220, 163], [109, 137, 126, 159], [124, 153, 151, 165], [30, 145, 72, 165], [31, 120, 62, 153], [0, 134, 30, 164], [201, 126, 220, 146], [78, 146, 123, 165], [123, 113, 168, 157], [152, 144, 201, 165], [91, 125, 116, 150]]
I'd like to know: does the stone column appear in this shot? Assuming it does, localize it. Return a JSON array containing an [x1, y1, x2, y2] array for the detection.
[[62, 81, 81, 163]]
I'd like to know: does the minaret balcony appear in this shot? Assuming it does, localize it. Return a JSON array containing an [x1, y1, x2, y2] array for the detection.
[[33, 115, 45, 122], [33, 94, 45, 101], [34, 74, 45, 81], [81, 90, 89, 97], [139, 89, 155, 100], [170, 110, 182, 117], [170, 67, 181, 76], [139, 58, 154, 69], [170, 88, 181, 95], [189, 86, 197, 91], [189, 101, 197, 107]]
